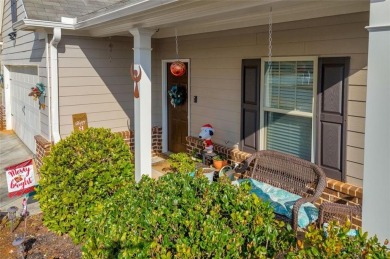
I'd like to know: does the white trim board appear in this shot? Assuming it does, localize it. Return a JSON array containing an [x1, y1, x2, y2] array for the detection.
[[3, 65, 12, 130]]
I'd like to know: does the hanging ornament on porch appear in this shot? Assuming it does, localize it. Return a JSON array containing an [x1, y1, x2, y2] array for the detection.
[[168, 85, 186, 107], [130, 64, 142, 98], [170, 28, 186, 77], [170, 61, 186, 77]]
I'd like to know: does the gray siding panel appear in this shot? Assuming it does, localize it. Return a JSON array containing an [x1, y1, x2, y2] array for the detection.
[[57, 36, 135, 137], [1, 0, 49, 141]]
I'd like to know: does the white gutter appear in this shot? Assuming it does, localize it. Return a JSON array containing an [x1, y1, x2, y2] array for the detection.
[[50, 27, 61, 143], [45, 33, 52, 141], [13, 19, 75, 31]]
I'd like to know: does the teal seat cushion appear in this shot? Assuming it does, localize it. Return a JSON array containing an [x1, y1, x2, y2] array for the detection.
[[238, 178, 318, 228], [323, 223, 359, 237]]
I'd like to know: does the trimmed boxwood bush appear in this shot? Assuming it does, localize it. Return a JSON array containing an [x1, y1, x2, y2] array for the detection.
[[82, 173, 295, 258], [36, 127, 134, 243]]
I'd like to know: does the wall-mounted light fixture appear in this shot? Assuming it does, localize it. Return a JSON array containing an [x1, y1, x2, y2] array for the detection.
[[8, 31, 17, 40]]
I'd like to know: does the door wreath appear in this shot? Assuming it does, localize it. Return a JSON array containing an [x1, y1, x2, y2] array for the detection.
[[28, 82, 46, 109], [168, 85, 186, 107]]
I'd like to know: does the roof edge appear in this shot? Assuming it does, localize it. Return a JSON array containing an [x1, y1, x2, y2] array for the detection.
[[12, 0, 179, 32], [13, 19, 75, 31]]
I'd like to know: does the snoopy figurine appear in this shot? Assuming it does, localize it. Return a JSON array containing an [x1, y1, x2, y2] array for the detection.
[[198, 124, 214, 153]]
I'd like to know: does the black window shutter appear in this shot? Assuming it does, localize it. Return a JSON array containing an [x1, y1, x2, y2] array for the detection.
[[316, 57, 350, 181], [240, 59, 261, 153]]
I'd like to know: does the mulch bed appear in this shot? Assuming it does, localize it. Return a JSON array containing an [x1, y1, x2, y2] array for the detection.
[[0, 213, 81, 259]]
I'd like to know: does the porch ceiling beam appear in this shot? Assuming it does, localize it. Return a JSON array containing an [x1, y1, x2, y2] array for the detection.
[[77, 0, 179, 29], [13, 1, 369, 39], [80, 0, 278, 37], [80, 0, 368, 38]]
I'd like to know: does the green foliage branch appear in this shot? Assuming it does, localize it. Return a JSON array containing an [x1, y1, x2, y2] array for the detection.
[[287, 220, 390, 258], [212, 153, 227, 161], [168, 152, 197, 174], [36, 127, 134, 243], [82, 173, 295, 258]]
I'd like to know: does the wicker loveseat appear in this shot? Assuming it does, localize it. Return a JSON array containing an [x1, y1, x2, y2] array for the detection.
[[319, 202, 362, 227], [235, 150, 327, 231]]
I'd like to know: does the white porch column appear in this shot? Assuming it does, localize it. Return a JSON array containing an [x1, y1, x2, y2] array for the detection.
[[129, 28, 155, 182], [363, 0, 390, 245]]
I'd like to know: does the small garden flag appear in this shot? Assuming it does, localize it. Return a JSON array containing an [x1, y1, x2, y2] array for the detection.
[[5, 159, 36, 197]]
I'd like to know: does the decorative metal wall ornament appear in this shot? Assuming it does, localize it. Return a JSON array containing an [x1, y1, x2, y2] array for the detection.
[[168, 85, 186, 107], [130, 64, 142, 98], [170, 28, 186, 77], [28, 82, 46, 109]]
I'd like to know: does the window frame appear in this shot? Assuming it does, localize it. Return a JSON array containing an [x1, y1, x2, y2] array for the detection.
[[260, 56, 318, 162]]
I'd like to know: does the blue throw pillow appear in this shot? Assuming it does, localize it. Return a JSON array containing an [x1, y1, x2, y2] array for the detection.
[[238, 178, 318, 228]]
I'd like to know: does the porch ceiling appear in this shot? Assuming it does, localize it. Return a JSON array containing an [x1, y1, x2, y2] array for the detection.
[[76, 0, 369, 38]]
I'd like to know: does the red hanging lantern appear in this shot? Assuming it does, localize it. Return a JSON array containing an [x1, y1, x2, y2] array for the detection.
[[170, 61, 186, 77]]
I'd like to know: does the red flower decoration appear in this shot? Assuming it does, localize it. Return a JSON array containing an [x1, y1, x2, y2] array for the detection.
[[170, 61, 186, 77]]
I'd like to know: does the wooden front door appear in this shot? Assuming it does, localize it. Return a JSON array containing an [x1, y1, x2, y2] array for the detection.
[[316, 57, 350, 181], [167, 62, 188, 153]]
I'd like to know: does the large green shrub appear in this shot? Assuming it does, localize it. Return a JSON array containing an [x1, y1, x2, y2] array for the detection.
[[82, 173, 295, 258], [36, 127, 134, 243], [168, 152, 197, 174], [287, 221, 390, 258]]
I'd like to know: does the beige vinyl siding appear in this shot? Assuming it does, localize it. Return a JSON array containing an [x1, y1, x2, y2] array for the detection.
[[58, 36, 135, 137], [1, 0, 49, 140], [156, 12, 368, 185]]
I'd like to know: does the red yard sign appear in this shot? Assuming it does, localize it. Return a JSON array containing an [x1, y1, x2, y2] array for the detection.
[[5, 159, 36, 197]]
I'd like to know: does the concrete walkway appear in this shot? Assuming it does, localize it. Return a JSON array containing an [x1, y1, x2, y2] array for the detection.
[[0, 131, 41, 216]]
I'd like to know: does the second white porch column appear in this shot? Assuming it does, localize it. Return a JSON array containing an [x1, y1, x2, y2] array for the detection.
[[363, 0, 390, 246], [129, 28, 155, 182]]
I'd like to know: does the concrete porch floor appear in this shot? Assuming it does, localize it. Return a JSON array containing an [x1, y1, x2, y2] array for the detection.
[[151, 156, 171, 179]]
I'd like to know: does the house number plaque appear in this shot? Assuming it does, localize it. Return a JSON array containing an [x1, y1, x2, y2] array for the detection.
[[72, 113, 88, 132]]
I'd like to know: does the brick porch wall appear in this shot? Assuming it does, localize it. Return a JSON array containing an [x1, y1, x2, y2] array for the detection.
[[116, 130, 133, 151], [319, 180, 363, 228], [152, 127, 163, 156], [186, 136, 362, 228], [0, 104, 5, 131], [34, 135, 52, 172], [115, 127, 162, 156], [33, 126, 163, 171]]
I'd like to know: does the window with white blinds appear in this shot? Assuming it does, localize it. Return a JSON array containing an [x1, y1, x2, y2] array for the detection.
[[265, 112, 312, 161], [262, 58, 316, 161]]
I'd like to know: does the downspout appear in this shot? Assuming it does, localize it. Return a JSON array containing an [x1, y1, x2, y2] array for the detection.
[[50, 27, 61, 143]]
